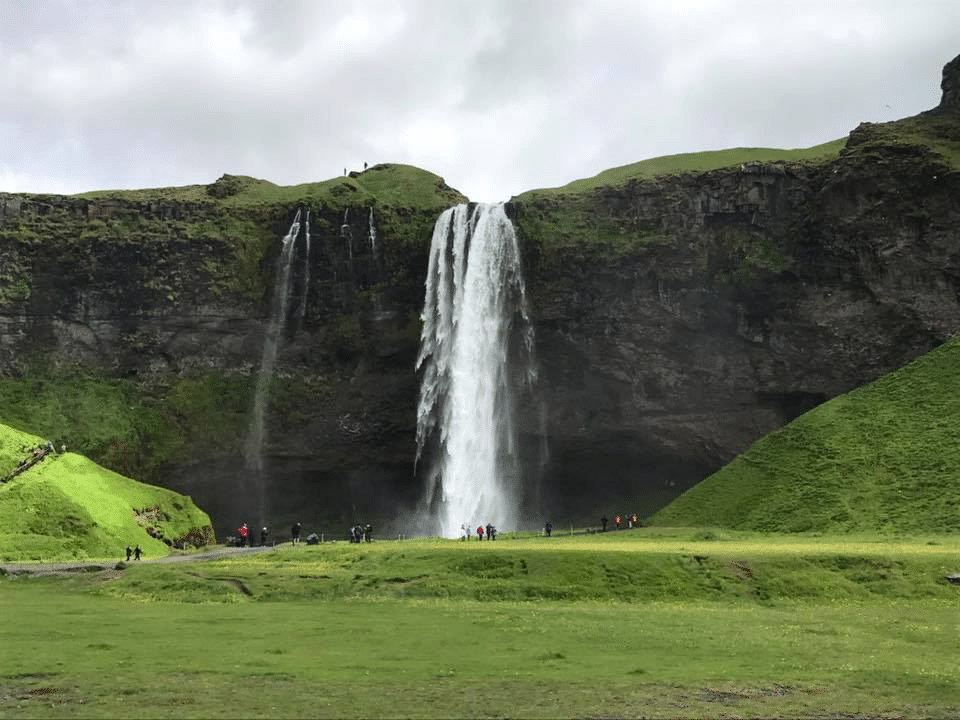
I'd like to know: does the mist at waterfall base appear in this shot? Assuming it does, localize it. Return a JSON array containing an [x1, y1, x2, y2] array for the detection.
[[414, 203, 541, 538]]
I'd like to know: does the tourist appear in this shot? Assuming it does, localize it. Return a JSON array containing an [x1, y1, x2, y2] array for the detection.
[[461, 523, 469, 541], [486, 523, 494, 541], [291, 522, 302, 544], [238, 523, 248, 547], [133, 545, 142, 560], [125, 545, 132, 561], [615, 515, 621, 530], [545, 521, 553, 537], [477, 525, 484, 541], [260, 526, 268, 546], [601, 515, 608, 532]]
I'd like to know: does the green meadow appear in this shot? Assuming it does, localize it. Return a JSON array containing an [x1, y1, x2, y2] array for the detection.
[[3, 530, 960, 718]]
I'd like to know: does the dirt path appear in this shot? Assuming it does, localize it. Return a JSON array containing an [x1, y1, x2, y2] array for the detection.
[[0, 543, 281, 576]]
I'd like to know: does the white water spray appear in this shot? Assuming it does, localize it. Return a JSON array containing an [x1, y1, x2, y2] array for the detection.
[[244, 208, 307, 526], [415, 203, 536, 537]]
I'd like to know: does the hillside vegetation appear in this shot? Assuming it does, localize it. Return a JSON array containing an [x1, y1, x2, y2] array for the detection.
[[650, 336, 960, 533], [0, 421, 213, 561], [74, 163, 465, 211], [514, 139, 847, 203]]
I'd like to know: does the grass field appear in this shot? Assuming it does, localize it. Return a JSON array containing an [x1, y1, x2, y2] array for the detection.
[[2, 530, 960, 718]]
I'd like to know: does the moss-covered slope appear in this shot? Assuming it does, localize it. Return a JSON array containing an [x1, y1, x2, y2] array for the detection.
[[0, 421, 214, 561], [649, 337, 960, 534]]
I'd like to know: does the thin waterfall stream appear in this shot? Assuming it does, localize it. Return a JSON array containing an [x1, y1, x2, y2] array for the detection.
[[244, 207, 309, 528]]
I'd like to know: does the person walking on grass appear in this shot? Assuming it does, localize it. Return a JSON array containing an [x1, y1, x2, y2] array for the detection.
[[291, 522, 301, 544], [477, 525, 484, 542], [125, 545, 132, 561], [133, 545, 142, 561]]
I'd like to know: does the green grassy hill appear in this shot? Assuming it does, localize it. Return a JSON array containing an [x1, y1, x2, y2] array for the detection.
[[75, 162, 465, 210], [514, 139, 847, 203], [0, 421, 213, 561], [650, 337, 960, 534]]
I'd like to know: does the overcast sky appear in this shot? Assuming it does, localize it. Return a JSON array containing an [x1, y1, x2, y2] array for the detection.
[[1, 0, 957, 202]]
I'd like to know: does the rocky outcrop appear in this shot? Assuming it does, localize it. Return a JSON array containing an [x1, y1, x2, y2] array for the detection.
[[934, 53, 960, 112]]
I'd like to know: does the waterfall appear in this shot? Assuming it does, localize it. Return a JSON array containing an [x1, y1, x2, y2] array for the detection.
[[415, 203, 536, 538], [368, 206, 378, 257], [296, 209, 311, 325], [341, 208, 353, 262], [244, 207, 306, 527]]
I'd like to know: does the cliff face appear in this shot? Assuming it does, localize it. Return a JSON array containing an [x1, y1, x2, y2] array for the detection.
[[0, 167, 462, 537], [512, 110, 960, 519], [1, 59, 959, 536]]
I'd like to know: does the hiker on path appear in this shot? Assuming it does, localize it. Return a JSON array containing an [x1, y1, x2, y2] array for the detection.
[[477, 525, 484, 541], [125, 545, 132, 561], [545, 521, 553, 537], [615, 515, 621, 530], [133, 545, 142, 561], [238, 523, 249, 547], [292, 522, 302, 544], [601, 515, 608, 532]]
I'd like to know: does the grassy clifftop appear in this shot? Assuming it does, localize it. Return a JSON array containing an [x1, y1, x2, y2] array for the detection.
[[0, 421, 214, 561], [650, 337, 960, 534], [515, 139, 847, 202], [74, 163, 465, 211]]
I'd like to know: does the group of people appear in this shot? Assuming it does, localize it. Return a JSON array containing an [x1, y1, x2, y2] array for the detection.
[[599, 513, 640, 532], [235, 523, 271, 547], [463, 523, 498, 541], [124, 545, 142, 561], [349, 523, 373, 543]]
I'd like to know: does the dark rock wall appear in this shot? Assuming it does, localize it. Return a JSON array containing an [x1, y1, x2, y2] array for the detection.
[[513, 130, 960, 521]]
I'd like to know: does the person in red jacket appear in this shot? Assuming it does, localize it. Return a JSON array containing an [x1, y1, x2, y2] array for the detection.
[[476, 525, 484, 541], [238, 523, 249, 547]]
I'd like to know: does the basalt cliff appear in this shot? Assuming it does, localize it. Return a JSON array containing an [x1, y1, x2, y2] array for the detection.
[[1, 57, 959, 537]]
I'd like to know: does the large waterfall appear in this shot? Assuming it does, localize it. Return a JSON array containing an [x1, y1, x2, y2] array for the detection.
[[415, 203, 536, 538], [244, 208, 309, 527]]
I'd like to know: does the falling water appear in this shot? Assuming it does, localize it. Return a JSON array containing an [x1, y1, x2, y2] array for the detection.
[[368, 206, 378, 257], [244, 208, 306, 527], [415, 203, 536, 537], [341, 208, 353, 262], [296, 209, 311, 325]]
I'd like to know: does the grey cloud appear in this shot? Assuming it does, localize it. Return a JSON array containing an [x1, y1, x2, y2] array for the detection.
[[1, 0, 958, 200]]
